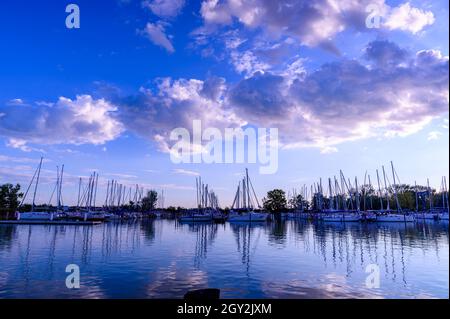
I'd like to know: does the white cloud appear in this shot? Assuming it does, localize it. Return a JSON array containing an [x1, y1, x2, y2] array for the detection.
[[109, 41, 449, 153], [172, 168, 200, 176], [427, 131, 443, 141], [197, 0, 435, 54], [384, 2, 435, 34], [320, 146, 338, 154], [7, 98, 26, 106], [142, 0, 185, 18], [142, 22, 175, 53], [0, 95, 124, 148], [230, 50, 271, 77], [227, 41, 449, 150], [118, 76, 244, 152], [443, 119, 449, 129], [0, 155, 47, 164]]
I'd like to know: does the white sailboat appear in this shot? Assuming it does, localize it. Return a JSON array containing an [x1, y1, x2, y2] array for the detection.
[[322, 211, 361, 222], [228, 169, 268, 223], [436, 176, 449, 221], [69, 172, 105, 221], [374, 162, 415, 223], [179, 177, 215, 222], [17, 157, 54, 221], [228, 210, 268, 222], [376, 212, 415, 222]]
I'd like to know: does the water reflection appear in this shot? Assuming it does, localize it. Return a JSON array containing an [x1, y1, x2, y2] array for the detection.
[[230, 222, 264, 275], [0, 219, 447, 298]]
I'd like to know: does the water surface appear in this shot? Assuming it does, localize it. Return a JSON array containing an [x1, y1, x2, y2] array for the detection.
[[0, 219, 448, 298]]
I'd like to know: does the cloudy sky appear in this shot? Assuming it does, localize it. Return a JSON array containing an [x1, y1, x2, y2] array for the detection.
[[0, 0, 448, 207]]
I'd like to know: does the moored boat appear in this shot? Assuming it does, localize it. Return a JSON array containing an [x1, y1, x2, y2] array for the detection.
[[212, 211, 227, 222], [17, 211, 55, 221], [179, 213, 212, 222], [322, 212, 361, 222], [376, 213, 415, 222], [228, 211, 268, 222]]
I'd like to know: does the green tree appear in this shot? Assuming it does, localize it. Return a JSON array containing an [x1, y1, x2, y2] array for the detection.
[[141, 190, 158, 211], [289, 194, 309, 210], [263, 189, 287, 213], [0, 184, 23, 219]]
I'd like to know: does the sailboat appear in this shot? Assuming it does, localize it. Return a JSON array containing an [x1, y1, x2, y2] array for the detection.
[[179, 177, 214, 222], [437, 176, 449, 221], [68, 172, 105, 221], [322, 174, 360, 222], [375, 162, 415, 223], [17, 157, 55, 221], [228, 169, 268, 222]]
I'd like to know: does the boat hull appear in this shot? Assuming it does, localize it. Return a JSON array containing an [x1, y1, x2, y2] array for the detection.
[[17, 212, 54, 221], [376, 214, 415, 222], [228, 212, 268, 222], [179, 215, 212, 222], [322, 214, 361, 222]]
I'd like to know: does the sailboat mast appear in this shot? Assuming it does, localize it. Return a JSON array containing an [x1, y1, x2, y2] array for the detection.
[[93, 172, 98, 210], [368, 174, 373, 210], [382, 166, 390, 211], [376, 170, 383, 210], [77, 177, 82, 208], [58, 165, 64, 209], [390, 161, 401, 213], [444, 176, 449, 214], [328, 178, 333, 210], [355, 177, 360, 212], [31, 157, 43, 211], [415, 181, 419, 212], [246, 168, 250, 209]]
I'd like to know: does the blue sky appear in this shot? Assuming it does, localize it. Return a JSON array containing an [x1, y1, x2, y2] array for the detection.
[[0, 0, 448, 208]]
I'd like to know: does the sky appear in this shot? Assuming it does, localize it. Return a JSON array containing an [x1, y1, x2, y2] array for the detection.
[[0, 0, 448, 208]]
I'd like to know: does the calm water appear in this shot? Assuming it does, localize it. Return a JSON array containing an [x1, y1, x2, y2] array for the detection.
[[0, 219, 448, 299]]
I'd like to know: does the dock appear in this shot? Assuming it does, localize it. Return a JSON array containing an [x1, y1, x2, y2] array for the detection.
[[0, 220, 102, 226]]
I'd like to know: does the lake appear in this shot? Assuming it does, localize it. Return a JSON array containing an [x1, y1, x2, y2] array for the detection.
[[0, 219, 448, 298]]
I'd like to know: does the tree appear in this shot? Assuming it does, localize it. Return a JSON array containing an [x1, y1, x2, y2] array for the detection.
[[263, 189, 287, 213], [0, 184, 23, 219], [289, 194, 308, 210], [141, 190, 158, 211]]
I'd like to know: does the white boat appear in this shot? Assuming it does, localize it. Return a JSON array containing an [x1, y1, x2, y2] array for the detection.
[[86, 211, 106, 221], [229, 169, 267, 222], [322, 213, 361, 222], [376, 213, 415, 222], [179, 213, 212, 222], [212, 211, 227, 222], [228, 211, 268, 222], [439, 212, 449, 221], [67, 211, 105, 221], [414, 212, 438, 220], [16, 157, 56, 222], [17, 211, 54, 221], [360, 211, 377, 222], [104, 213, 121, 220]]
